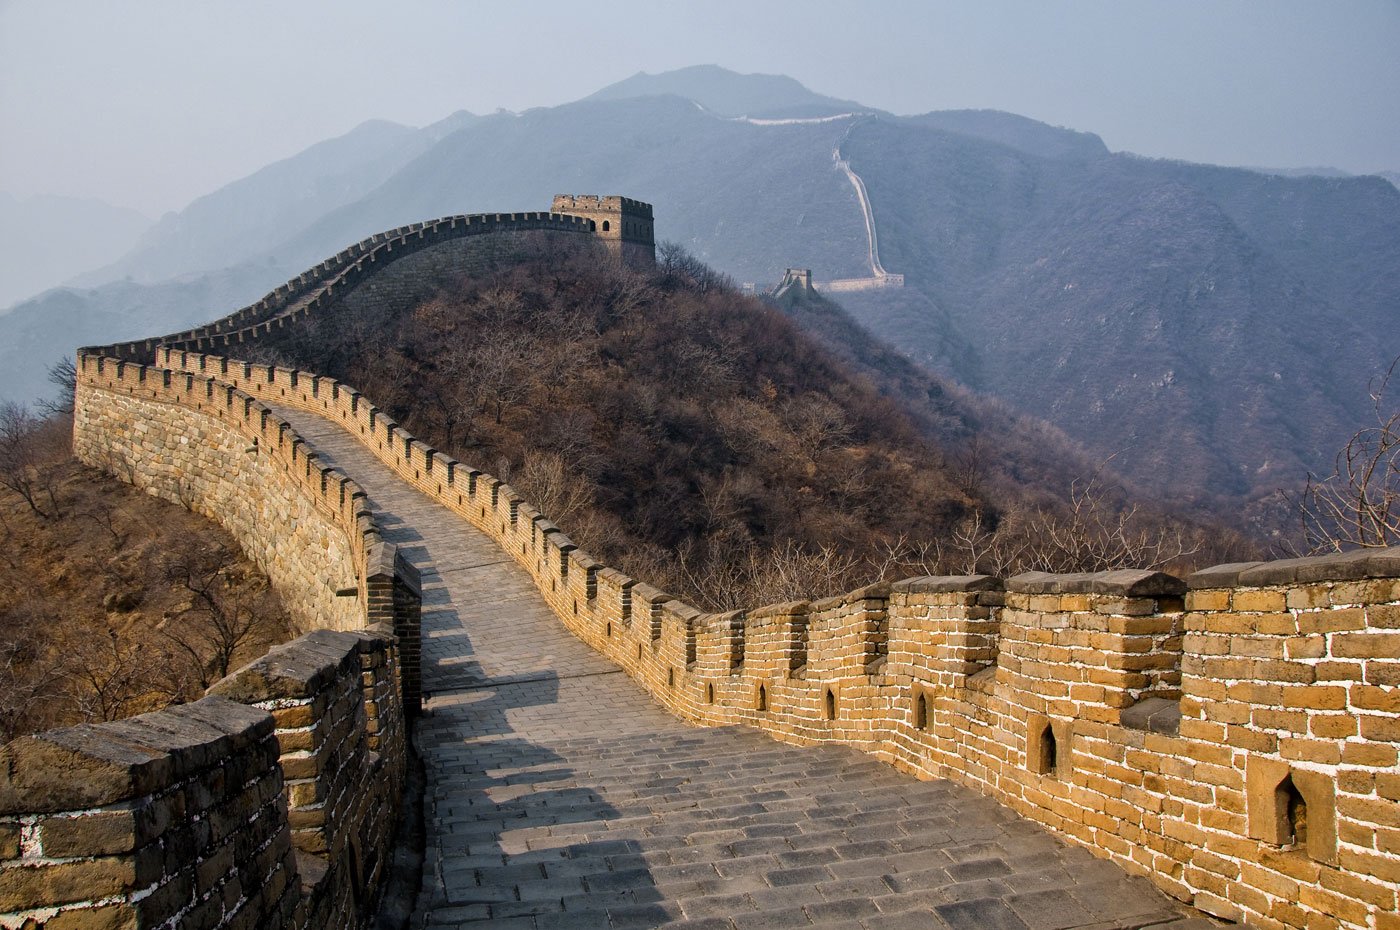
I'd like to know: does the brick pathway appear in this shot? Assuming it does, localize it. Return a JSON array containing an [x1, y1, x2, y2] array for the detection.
[[272, 404, 1225, 930]]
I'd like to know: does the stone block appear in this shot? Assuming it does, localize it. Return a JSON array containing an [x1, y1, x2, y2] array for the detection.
[[210, 631, 360, 702], [43, 903, 139, 930], [1186, 561, 1264, 589], [0, 726, 173, 814], [0, 855, 135, 910], [889, 574, 1002, 594], [1120, 697, 1181, 735]]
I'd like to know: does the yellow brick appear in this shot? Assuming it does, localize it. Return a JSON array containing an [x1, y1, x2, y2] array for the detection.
[[1281, 684, 1347, 710], [1233, 590, 1287, 612], [1342, 742, 1398, 767], [1309, 714, 1358, 739], [1286, 585, 1332, 610], [1186, 590, 1230, 612], [1297, 607, 1366, 634]]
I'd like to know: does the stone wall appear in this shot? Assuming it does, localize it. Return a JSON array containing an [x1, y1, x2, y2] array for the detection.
[[84, 201, 653, 364], [0, 629, 405, 930], [71, 354, 422, 716], [163, 345, 1400, 930], [73, 356, 367, 635]]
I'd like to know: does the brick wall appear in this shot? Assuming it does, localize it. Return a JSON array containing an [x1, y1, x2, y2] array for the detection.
[[83, 202, 652, 364], [0, 624, 407, 930], [73, 357, 369, 634], [62, 187, 1395, 930], [159, 347, 1399, 930]]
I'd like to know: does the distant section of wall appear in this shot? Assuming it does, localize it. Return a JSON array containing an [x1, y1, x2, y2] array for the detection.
[[0, 629, 406, 930], [167, 343, 1400, 930], [82, 201, 653, 364], [819, 272, 904, 291]]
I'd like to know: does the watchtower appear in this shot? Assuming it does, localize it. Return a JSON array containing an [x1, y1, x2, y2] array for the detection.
[[552, 194, 655, 265]]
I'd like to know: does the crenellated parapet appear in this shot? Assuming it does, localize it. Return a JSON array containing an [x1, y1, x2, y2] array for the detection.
[[0, 629, 406, 930], [150, 345, 1400, 930], [70, 352, 422, 718], [82, 199, 655, 363]]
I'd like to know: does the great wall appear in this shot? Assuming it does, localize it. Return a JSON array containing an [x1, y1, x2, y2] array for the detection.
[[2, 195, 1397, 930]]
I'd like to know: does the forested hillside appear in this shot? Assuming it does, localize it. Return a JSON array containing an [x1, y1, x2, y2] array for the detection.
[[5, 66, 1394, 541], [256, 242, 1246, 609]]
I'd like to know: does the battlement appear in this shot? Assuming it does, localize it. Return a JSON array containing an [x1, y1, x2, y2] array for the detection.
[[551, 193, 656, 261], [80, 198, 655, 362], [138, 345, 1400, 930], [551, 193, 654, 219]]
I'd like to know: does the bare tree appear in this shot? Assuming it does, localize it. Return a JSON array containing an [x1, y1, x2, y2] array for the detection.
[[159, 536, 286, 688], [1292, 358, 1400, 551], [511, 451, 597, 528], [80, 501, 129, 551], [0, 402, 61, 518], [63, 629, 169, 722], [0, 609, 66, 741], [39, 356, 78, 417]]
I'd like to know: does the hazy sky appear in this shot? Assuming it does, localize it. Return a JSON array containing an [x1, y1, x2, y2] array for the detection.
[[3, 0, 1397, 217]]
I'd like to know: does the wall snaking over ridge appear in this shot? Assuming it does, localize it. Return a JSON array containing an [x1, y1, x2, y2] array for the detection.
[[40, 196, 1400, 930], [171, 344, 1400, 930], [89, 202, 649, 364]]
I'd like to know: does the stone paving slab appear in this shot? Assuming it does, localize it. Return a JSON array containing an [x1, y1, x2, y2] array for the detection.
[[270, 404, 1234, 930]]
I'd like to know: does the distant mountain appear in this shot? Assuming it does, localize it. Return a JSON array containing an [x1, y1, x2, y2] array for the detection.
[[22, 65, 1399, 532], [835, 118, 1399, 505], [911, 110, 1109, 162], [251, 95, 872, 283], [1382, 171, 1400, 192], [0, 193, 151, 311], [582, 64, 865, 119], [74, 118, 442, 286], [0, 264, 292, 406], [1245, 165, 1355, 179]]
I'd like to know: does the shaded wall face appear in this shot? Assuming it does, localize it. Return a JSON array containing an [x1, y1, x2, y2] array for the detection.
[[0, 630, 407, 930]]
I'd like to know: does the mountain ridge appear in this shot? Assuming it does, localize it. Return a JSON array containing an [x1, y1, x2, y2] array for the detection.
[[4, 65, 1395, 542]]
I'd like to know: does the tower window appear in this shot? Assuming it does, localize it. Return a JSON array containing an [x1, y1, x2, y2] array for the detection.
[[602, 220, 610, 231]]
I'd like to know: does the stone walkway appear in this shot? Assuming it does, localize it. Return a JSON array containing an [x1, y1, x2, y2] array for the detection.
[[272, 404, 1224, 930]]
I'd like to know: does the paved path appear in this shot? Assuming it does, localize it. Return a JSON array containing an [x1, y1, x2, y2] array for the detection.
[[272, 404, 1223, 930]]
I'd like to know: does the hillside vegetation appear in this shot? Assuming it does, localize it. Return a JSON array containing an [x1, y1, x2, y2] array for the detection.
[[839, 116, 1400, 513], [260, 242, 1247, 611], [0, 414, 289, 741], [6, 66, 1391, 536]]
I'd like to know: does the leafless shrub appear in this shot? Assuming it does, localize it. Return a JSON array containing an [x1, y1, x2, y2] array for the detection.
[[0, 607, 67, 741], [1291, 358, 1400, 552], [0, 402, 64, 518], [158, 533, 287, 689], [62, 628, 172, 722], [510, 451, 597, 529], [80, 502, 129, 551]]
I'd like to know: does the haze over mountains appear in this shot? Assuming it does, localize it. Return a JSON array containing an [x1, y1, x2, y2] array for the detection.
[[0, 193, 151, 310], [4, 65, 1397, 526]]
